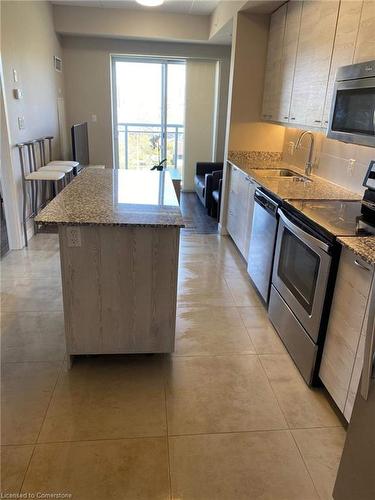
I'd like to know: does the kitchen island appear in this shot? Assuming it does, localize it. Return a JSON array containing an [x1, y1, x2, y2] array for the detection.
[[36, 168, 184, 366]]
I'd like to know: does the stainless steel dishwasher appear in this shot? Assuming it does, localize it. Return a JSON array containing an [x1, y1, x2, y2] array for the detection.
[[247, 189, 279, 303]]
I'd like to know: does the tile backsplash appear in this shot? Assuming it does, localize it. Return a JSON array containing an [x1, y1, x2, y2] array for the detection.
[[282, 128, 374, 194], [228, 150, 282, 163]]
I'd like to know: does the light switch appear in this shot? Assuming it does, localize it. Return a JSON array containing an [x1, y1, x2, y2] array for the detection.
[[12, 69, 18, 83], [91, 114, 97, 123], [13, 88, 23, 99], [17, 117, 25, 130]]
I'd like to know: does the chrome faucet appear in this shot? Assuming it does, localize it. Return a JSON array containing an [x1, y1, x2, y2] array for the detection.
[[295, 131, 315, 176]]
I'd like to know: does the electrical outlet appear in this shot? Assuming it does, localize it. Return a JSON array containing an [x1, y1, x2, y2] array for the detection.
[[347, 158, 356, 176], [67, 226, 81, 247], [17, 116, 25, 130], [91, 114, 97, 122], [288, 141, 295, 155]]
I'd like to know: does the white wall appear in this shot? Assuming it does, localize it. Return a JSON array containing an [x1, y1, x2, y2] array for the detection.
[[228, 12, 285, 152], [184, 60, 218, 191], [1, 0, 64, 247], [61, 36, 231, 168]]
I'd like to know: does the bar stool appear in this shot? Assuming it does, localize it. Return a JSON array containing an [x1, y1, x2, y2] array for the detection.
[[44, 136, 80, 174], [35, 138, 75, 182], [17, 142, 65, 247]]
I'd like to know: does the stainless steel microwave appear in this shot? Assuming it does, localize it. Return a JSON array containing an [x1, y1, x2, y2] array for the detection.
[[327, 60, 375, 148]]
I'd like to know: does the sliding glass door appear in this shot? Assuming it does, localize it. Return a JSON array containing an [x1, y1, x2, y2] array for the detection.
[[112, 57, 185, 171]]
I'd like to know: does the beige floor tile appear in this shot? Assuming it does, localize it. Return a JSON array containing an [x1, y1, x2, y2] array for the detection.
[[247, 326, 288, 354], [166, 355, 287, 435], [1, 445, 34, 494], [27, 233, 59, 252], [0, 278, 63, 313], [169, 431, 319, 500], [175, 306, 256, 356], [1, 362, 61, 445], [238, 305, 271, 328], [38, 355, 167, 443], [0, 250, 60, 280], [178, 261, 223, 287], [22, 438, 170, 500], [1, 312, 66, 362], [225, 276, 263, 307], [292, 427, 346, 500], [177, 279, 235, 307], [260, 354, 341, 428], [238, 307, 287, 354]]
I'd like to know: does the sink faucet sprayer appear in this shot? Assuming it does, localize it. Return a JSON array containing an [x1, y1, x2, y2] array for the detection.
[[295, 131, 315, 176]]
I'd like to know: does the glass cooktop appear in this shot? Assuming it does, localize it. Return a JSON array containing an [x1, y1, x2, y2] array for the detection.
[[285, 199, 369, 237]]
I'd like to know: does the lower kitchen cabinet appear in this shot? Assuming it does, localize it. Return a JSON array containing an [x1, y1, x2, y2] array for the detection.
[[226, 164, 258, 261], [319, 247, 374, 421]]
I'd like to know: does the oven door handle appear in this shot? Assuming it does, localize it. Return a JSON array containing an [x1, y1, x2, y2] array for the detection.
[[278, 209, 330, 253]]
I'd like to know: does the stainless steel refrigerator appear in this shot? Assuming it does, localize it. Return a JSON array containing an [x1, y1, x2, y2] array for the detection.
[[333, 279, 375, 500]]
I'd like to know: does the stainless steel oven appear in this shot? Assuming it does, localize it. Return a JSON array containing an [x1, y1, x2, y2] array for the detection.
[[269, 208, 336, 385], [327, 60, 375, 147]]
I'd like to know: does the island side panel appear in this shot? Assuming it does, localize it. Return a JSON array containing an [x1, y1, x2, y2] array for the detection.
[[59, 225, 103, 354], [59, 224, 180, 355]]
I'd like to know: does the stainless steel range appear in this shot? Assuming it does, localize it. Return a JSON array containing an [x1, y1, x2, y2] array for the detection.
[[269, 197, 373, 385]]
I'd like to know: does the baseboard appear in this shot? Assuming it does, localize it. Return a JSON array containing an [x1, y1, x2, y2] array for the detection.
[[218, 223, 228, 235]]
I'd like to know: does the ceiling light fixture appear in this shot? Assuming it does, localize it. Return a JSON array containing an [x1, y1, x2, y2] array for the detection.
[[136, 0, 165, 6]]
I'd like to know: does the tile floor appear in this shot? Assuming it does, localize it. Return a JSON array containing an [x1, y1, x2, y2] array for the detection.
[[1, 232, 346, 499]]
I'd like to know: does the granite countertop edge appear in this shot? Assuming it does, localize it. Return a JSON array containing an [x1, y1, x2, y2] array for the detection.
[[35, 219, 185, 228], [337, 236, 375, 267], [34, 169, 185, 228]]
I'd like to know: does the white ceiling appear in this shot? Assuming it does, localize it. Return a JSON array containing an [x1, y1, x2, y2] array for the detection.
[[52, 0, 220, 15]]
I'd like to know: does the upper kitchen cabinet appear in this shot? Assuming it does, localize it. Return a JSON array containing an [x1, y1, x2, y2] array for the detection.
[[322, 0, 363, 126], [289, 0, 340, 127], [354, 0, 375, 63], [277, 0, 303, 123], [261, 4, 287, 121]]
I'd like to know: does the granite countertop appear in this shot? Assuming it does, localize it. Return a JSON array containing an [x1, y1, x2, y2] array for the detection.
[[338, 236, 375, 266], [35, 169, 184, 227], [228, 158, 362, 202]]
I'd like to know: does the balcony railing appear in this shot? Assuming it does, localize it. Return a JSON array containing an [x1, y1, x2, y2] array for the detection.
[[117, 122, 184, 170]]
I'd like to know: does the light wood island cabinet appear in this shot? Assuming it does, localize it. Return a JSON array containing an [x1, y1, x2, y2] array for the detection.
[[36, 169, 184, 366], [319, 247, 375, 421]]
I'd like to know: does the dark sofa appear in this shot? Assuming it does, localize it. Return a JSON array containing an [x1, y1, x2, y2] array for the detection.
[[194, 162, 223, 213]]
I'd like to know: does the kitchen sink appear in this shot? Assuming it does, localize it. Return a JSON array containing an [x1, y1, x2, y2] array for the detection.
[[255, 168, 311, 182]]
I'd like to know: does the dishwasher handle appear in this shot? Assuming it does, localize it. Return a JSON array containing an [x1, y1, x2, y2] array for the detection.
[[254, 189, 278, 216]]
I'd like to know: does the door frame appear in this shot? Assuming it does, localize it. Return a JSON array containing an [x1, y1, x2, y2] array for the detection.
[[0, 62, 23, 249], [110, 55, 185, 169]]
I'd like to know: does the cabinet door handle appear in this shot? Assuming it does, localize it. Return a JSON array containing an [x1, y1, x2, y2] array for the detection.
[[354, 258, 371, 272], [324, 120, 328, 124], [283, 116, 289, 120], [290, 117, 296, 120], [314, 120, 322, 124]]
